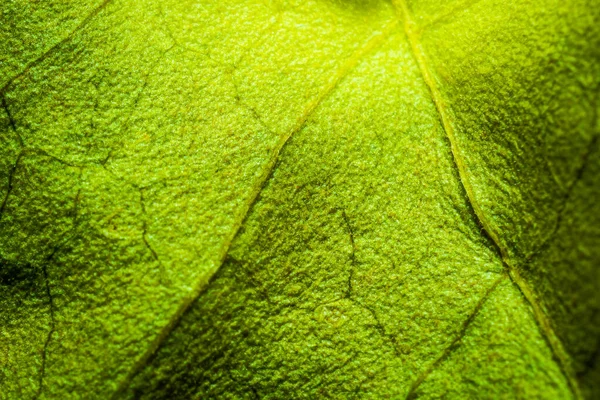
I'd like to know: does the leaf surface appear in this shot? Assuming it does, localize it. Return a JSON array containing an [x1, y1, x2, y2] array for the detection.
[[0, 0, 598, 399]]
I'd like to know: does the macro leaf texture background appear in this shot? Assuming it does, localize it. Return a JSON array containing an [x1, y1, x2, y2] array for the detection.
[[1, 0, 599, 398]]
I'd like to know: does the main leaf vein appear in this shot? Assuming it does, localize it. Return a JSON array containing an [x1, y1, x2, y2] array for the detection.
[[393, 1, 581, 398]]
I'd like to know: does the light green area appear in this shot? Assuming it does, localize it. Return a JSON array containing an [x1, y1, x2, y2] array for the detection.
[[0, 0, 598, 399]]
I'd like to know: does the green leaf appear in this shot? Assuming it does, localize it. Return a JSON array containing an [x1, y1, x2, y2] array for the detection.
[[1, 0, 599, 398]]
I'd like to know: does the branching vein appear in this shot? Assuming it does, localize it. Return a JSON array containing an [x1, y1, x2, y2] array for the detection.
[[111, 18, 400, 398], [393, 1, 581, 398], [34, 250, 59, 400], [405, 275, 505, 399], [0, 151, 23, 222], [342, 210, 356, 299]]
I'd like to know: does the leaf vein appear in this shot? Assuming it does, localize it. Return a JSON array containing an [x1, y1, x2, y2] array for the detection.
[[405, 275, 505, 399], [110, 18, 400, 398], [394, 1, 582, 398], [33, 249, 59, 400], [0, 0, 115, 93]]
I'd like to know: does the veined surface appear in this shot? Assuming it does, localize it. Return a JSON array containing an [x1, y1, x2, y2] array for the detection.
[[1, 0, 598, 398]]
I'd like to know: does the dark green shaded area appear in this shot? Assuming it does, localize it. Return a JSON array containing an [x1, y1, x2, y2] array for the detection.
[[525, 136, 600, 399]]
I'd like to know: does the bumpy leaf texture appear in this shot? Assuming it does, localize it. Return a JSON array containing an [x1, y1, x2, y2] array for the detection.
[[1, 0, 599, 398]]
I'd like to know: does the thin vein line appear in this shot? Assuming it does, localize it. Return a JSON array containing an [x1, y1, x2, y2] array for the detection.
[[418, 0, 486, 32], [342, 210, 356, 299], [110, 18, 399, 398], [2, 94, 18, 135], [0, 0, 114, 93], [393, 1, 581, 398], [34, 250, 59, 400], [0, 151, 23, 222], [405, 275, 505, 399]]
